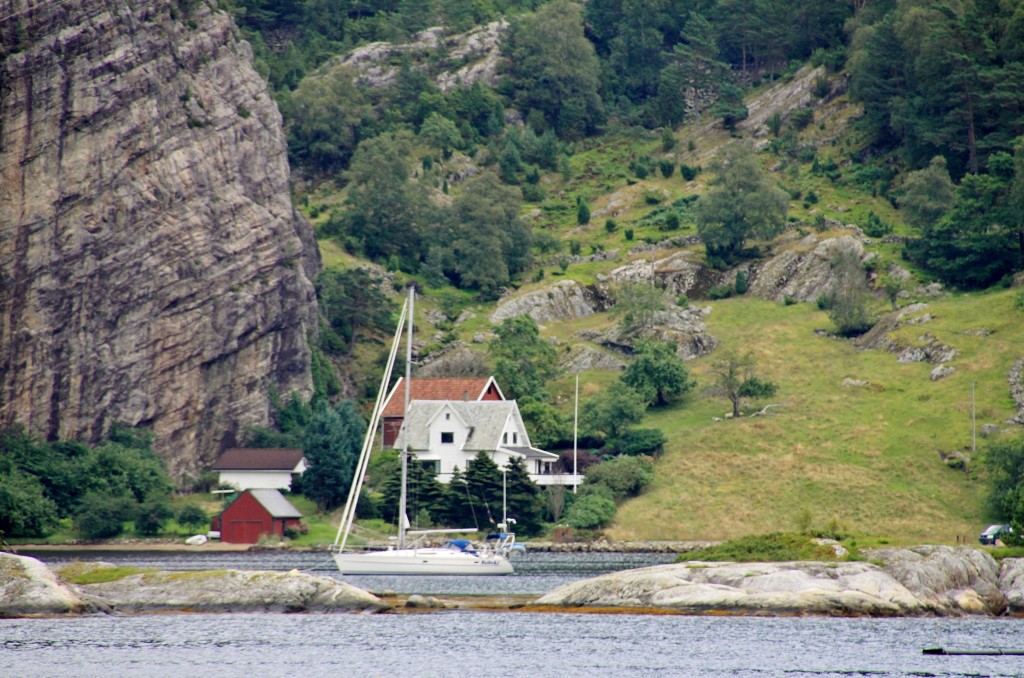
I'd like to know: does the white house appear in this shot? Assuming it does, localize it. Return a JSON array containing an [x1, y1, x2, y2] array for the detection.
[[213, 448, 306, 491], [393, 399, 577, 487]]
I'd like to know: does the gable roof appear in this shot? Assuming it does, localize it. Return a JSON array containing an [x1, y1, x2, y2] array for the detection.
[[248, 489, 303, 518], [396, 400, 522, 451], [213, 448, 304, 471], [381, 377, 503, 418]]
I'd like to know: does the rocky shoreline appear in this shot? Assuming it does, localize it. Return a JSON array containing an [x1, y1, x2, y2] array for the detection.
[[4, 545, 1024, 618]]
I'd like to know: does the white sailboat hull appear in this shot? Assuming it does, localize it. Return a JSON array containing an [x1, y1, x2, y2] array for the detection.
[[333, 548, 514, 575]]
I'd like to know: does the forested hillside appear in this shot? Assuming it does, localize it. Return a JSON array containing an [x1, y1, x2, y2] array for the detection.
[[217, 0, 1024, 543]]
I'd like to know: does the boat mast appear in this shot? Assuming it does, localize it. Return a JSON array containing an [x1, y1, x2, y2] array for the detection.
[[334, 296, 408, 551], [398, 285, 414, 550]]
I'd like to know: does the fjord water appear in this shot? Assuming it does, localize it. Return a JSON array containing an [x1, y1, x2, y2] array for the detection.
[[5, 551, 1024, 677]]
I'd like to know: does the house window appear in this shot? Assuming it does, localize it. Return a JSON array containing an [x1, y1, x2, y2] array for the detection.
[[441, 431, 454, 444], [502, 432, 507, 444], [513, 432, 518, 444], [445, 413, 450, 420], [419, 460, 439, 473]]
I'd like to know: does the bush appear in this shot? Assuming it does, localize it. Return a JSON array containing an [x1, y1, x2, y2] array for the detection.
[[521, 182, 544, 202], [582, 455, 654, 498], [661, 213, 680, 231], [576, 199, 590, 225], [708, 285, 734, 300], [791, 109, 814, 130], [677, 294, 689, 307], [75, 491, 134, 540], [1016, 291, 1024, 311], [659, 160, 675, 178], [735, 271, 748, 295], [679, 164, 699, 181], [675, 532, 846, 562], [604, 218, 618, 233], [607, 429, 666, 457], [862, 211, 892, 238], [660, 128, 676, 152], [177, 503, 209, 532], [563, 493, 617, 529], [135, 496, 173, 537], [624, 228, 634, 241]]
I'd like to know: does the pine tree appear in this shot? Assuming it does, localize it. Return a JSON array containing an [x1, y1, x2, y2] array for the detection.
[[502, 457, 545, 536]]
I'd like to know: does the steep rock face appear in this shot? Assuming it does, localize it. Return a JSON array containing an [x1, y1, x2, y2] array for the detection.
[[0, 0, 319, 481]]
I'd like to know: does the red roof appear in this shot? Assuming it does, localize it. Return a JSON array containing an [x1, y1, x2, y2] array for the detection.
[[213, 448, 304, 471], [381, 377, 503, 418]]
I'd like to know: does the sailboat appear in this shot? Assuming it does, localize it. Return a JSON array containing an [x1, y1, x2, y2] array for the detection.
[[331, 286, 515, 575]]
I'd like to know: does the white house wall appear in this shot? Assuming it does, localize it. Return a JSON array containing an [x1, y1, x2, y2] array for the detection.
[[218, 470, 295, 491]]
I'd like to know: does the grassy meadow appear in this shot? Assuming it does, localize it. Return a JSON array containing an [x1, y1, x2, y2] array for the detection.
[[603, 290, 1022, 544]]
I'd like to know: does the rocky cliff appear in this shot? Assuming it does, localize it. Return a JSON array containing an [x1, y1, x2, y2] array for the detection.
[[0, 0, 319, 482]]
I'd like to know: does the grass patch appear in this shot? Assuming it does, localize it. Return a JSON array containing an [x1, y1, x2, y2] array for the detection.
[[675, 532, 845, 562], [60, 565, 153, 585]]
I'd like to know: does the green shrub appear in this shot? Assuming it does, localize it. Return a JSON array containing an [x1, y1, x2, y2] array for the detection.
[[608, 429, 666, 457], [74, 492, 134, 540], [675, 532, 844, 562], [643, 190, 663, 205], [791, 109, 814, 130], [735, 271, 748, 295], [624, 229, 634, 241], [605, 218, 618, 233], [582, 456, 654, 498], [563, 493, 616, 529], [659, 159, 675, 178], [661, 128, 676, 152], [177, 503, 208, 532], [1016, 291, 1024, 311], [577, 199, 590, 225], [661, 213, 680, 231], [708, 285, 734, 300], [679, 164, 699, 181], [135, 496, 173, 536], [862, 211, 892, 238], [677, 294, 689, 307]]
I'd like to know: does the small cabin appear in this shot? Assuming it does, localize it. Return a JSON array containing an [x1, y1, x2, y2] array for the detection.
[[213, 448, 306, 491], [381, 377, 504, 446], [211, 489, 303, 544]]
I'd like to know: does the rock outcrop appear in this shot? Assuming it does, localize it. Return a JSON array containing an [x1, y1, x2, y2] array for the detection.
[[864, 545, 1006, 616], [534, 561, 932, 616], [0, 553, 97, 616], [70, 566, 385, 614], [490, 280, 612, 325], [334, 21, 506, 92], [0, 0, 319, 482], [534, 547, 1013, 617], [0, 554, 384, 616]]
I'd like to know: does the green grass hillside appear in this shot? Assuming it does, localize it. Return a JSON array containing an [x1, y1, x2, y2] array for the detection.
[[608, 290, 1021, 544]]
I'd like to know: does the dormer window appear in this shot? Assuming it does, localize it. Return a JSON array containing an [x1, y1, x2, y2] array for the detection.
[[441, 431, 454, 444]]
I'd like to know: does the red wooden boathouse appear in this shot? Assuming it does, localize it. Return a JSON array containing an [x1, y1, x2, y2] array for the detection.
[[211, 489, 303, 544]]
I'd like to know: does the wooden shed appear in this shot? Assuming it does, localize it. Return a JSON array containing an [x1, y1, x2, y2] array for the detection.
[[211, 489, 303, 544]]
